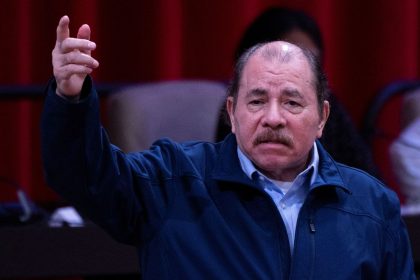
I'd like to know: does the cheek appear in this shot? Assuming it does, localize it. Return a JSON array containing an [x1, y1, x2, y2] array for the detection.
[[233, 114, 259, 146], [292, 116, 322, 140]]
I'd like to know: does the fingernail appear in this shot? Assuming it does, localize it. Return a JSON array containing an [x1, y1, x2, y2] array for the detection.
[[88, 42, 96, 49]]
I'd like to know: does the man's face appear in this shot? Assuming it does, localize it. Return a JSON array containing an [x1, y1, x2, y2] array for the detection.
[[227, 44, 329, 181]]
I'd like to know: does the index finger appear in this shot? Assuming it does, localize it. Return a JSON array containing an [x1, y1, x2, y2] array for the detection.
[[56, 15, 70, 44]]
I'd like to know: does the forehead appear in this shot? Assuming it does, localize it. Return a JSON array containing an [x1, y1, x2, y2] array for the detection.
[[241, 45, 314, 92]]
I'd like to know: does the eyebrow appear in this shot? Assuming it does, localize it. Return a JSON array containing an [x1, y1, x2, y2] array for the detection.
[[245, 88, 267, 98], [245, 87, 304, 99], [282, 88, 304, 99]]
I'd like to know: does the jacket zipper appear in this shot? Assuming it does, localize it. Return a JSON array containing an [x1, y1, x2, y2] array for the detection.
[[309, 217, 316, 233]]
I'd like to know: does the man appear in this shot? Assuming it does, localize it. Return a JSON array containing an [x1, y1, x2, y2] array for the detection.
[[42, 16, 415, 279]]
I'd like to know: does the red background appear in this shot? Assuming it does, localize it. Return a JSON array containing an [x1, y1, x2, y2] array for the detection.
[[0, 0, 419, 203]]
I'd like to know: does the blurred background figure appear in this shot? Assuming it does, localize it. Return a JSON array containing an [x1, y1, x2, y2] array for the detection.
[[217, 7, 378, 176], [389, 88, 420, 209]]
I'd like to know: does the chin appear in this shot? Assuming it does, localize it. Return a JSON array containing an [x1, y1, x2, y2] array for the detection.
[[254, 156, 291, 172]]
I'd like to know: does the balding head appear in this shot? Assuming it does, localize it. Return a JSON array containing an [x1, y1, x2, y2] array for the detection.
[[258, 41, 301, 64]]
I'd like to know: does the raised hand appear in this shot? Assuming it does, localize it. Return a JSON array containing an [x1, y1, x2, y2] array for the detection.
[[52, 15, 99, 98]]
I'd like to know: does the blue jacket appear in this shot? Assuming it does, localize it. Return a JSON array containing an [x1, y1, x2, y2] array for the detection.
[[41, 78, 415, 279]]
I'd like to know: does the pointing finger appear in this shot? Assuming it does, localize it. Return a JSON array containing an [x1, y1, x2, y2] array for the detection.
[[56, 15, 70, 44]]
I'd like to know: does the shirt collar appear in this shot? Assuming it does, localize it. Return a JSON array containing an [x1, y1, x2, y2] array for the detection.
[[237, 142, 319, 186]]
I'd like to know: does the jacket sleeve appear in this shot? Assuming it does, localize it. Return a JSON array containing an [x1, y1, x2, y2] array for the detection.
[[394, 219, 417, 279], [41, 77, 171, 245], [383, 192, 416, 279]]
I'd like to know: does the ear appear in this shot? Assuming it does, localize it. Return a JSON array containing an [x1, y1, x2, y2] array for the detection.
[[316, 100, 330, 138], [226, 96, 236, 134]]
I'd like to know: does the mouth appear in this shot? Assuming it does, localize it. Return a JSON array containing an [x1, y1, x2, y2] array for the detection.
[[256, 140, 290, 149]]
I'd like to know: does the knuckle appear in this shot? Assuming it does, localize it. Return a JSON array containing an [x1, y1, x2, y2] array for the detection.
[[65, 52, 77, 64], [60, 39, 67, 49], [64, 53, 73, 64], [57, 66, 70, 79]]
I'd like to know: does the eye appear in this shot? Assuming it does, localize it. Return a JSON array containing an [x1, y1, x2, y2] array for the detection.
[[285, 100, 301, 107], [283, 100, 304, 113], [248, 99, 265, 106], [247, 98, 266, 111]]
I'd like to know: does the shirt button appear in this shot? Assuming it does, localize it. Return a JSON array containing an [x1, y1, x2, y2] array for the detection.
[[280, 202, 286, 209]]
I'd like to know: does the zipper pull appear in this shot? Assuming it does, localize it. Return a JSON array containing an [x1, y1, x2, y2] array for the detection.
[[309, 218, 316, 233]]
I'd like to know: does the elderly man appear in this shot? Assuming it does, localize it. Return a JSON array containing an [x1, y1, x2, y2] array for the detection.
[[41, 16, 415, 279]]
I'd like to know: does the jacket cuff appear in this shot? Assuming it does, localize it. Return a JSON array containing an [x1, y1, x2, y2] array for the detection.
[[46, 76, 94, 104]]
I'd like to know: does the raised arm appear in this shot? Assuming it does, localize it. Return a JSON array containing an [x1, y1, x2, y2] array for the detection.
[[43, 16, 176, 246], [52, 15, 99, 98]]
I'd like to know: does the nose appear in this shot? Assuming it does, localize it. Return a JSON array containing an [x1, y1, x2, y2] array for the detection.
[[261, 102, 286, 128]]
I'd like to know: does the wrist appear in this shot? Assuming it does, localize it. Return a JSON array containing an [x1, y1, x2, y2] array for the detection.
[[55, 89, 81, 103]]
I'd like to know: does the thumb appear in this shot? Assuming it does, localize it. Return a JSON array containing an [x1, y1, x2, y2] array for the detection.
[[77, 24, 92, 55], [77, 24, 91, 40], [56, 15, 70, 44]]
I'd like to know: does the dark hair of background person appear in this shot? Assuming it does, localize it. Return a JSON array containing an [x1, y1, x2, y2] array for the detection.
[[234, 8, 324, 63], [216, 6, 379, 177]]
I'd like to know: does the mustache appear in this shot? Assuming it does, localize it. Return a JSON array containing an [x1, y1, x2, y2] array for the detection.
[[253, 130, 293, 146]]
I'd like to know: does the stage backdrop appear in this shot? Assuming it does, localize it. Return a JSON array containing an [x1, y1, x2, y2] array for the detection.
[[0, 0, 419, 203]]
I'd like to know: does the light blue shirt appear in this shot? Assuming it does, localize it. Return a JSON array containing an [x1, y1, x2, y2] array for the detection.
[[237, 143, 319, 252]]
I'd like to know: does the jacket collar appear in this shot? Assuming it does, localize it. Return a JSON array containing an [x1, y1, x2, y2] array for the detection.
[[211, 134, 350, 194], [312, 141, 351, 193], [211, 134, 258, 188]]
